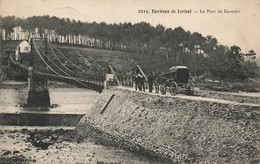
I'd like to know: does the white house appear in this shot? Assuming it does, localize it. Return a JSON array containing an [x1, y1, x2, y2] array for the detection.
[[17, 40, 30, 53], [15, 40, 30, 61]]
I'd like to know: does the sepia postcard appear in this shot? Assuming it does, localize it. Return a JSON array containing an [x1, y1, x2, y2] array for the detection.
[[0, 0, 259, 163]]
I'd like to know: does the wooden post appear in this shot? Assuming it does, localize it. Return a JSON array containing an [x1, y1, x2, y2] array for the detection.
[[45, 38, 48, 63], [15, 49, 19, 61], [104, 80, 107, 90]]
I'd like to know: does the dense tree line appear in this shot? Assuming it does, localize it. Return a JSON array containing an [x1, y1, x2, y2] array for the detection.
[[0, 15, 257, 80]]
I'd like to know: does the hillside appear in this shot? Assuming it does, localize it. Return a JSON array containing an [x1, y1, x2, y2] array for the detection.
[[52, 43, 178, 74], [1, 40, 260, 92], [53, 43, 137, 73], [0, 40, 175, 74]]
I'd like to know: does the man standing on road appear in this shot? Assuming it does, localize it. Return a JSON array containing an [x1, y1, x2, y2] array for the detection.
[[139, 74, 146, 92], [133, 73, 138, 90], [136, 73, 142, 91], [147, 72, 155, 93]]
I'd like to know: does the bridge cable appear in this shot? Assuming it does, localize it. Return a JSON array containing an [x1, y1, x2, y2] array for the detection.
[[48, 42, 88, 73], [36, 40, 112, 90], [34, 41, 97, 90], [49, 42, 116, 80], [34, 42, 64, 77], [34, 42, 72, 77], [48, 42, 73, 73], [88, 66, 107, 78], [116, 66, 137, 76], [48, 42, 89, 79]]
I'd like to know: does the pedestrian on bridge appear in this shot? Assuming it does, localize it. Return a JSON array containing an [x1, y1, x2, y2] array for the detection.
[[148, 72, 155, 93], [136, 74, 142, 91], [139, 74, 146, 92], [133, 73, 139, 90]]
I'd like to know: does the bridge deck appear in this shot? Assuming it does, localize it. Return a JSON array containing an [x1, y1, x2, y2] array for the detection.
[[10, 56, 105, 92]]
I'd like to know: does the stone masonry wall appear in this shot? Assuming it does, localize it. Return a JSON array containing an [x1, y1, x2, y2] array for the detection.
[[75, 88, 260, 163]]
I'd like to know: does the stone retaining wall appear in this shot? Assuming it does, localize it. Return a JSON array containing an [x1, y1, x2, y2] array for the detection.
[[75, 88, 260, 163]]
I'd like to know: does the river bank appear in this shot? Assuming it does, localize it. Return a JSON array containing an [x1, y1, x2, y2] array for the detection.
[[0, 126, 163, 164], [0, 81, 165, 163]]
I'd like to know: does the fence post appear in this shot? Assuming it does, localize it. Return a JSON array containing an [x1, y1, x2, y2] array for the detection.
[[104, 80, 107, 90]]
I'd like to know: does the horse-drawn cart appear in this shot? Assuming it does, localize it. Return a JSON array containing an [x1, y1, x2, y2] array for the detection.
[[155, 66, 194, 95]]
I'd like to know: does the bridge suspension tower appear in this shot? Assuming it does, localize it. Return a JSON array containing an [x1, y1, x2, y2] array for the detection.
[[27, 38, 50, 107]]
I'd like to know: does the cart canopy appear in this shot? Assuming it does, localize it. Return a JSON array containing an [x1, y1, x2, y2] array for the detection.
[[169, 66, 188, 72], [167, 66, 190, 83]]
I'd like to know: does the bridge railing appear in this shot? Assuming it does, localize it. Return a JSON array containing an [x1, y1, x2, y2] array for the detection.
[[83, 65, 121, 88], [116, 65, 147, 89]]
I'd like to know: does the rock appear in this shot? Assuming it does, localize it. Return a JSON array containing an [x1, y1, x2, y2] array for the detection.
[[21, 128, 28, 133], [3, 150, 12, 156]]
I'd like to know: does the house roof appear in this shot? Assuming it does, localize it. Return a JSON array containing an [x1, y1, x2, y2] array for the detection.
[[16, 40, 29, 47]]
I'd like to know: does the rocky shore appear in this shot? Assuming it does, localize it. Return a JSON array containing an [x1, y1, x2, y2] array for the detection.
[[0, 126, 161, 163]]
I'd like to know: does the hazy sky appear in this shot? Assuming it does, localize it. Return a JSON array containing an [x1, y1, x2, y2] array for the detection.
[[0, 0, 259, 56]]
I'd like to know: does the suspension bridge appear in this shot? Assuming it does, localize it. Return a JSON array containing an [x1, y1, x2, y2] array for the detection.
[[8, 38, 147, 107]]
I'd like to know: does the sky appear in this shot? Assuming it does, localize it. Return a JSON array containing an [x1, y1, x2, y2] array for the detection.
[[0, 0, 259, 56]]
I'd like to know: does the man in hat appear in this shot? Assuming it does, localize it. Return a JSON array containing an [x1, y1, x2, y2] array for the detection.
[[147, 72, 155, 93], [133, 73, 138, 90], [139, 74, 146, 92]]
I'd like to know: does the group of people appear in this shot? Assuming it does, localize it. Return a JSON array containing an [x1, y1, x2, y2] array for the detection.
[[133, 73, 146, 91], [133, 72, 155, 93]]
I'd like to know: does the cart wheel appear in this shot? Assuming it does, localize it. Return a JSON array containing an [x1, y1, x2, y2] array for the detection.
[[159, 85, 166, 95], [169, 81, 178, 96], [186, 81, 194, 95]]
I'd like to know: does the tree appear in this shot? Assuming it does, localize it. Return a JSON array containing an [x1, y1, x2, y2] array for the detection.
[[203, 35, 218, 56], [225, 46, 245, 79], [1, 16, 17, 33], [1, 15, 257, 80], [244, 50, 257, 77], [245, 50, 256, 61]]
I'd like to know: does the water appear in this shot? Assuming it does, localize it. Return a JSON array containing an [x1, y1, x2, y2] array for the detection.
[[0, 82, 165, 163]]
